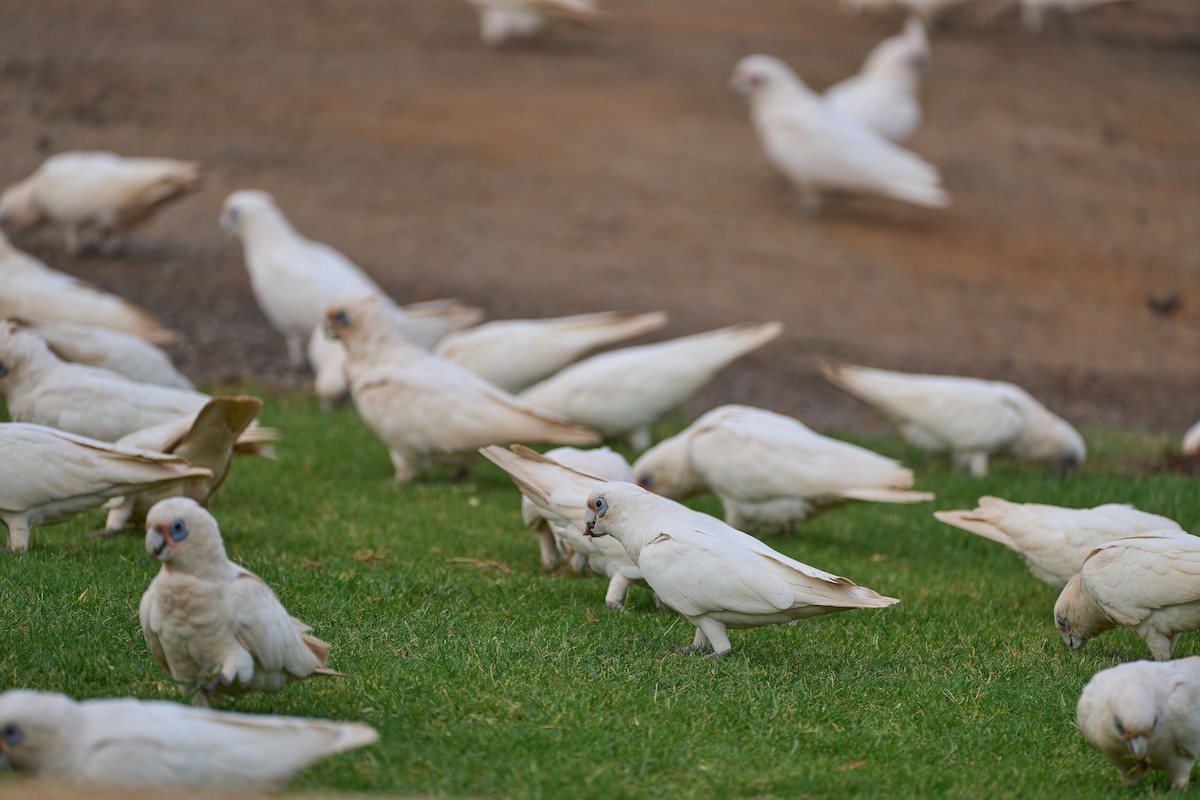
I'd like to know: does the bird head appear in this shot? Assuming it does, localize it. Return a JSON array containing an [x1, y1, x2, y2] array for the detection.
[[730, 55, 801, 101], [324, 295, 396, 358], [0, 320, 58, 395], [0, 690, 78, 774], [632, 435, 698, 500], [144, 497, 227, 572], [1053, 574, 1101, 651], [218, 189, 276, 236], [0, 179, 43, 231], [584, 481, 653, 542]]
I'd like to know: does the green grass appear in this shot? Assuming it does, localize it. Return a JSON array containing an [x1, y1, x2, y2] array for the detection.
[[1, 390, 1196, 798]]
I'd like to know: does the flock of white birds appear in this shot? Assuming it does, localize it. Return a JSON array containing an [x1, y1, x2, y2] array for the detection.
[[0, 0, 1194, 793]]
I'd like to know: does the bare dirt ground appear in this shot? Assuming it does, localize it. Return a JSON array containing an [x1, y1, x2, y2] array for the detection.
[[0, 0, 1197, 435]]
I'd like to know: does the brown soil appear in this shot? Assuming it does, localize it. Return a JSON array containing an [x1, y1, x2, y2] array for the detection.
[[1, 0, 1198, 434]]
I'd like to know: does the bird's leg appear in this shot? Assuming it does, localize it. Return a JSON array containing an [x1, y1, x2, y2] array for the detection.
[[604, 573, 634, 612], [952, 451, 989, 477], [1143, 630, 1174, 661], [285, 335, 306, 370], [90, 498, 134, 537], [568, 551, 588, 573], [695, 617, 732, 657], [625, 427, 652, 452], [535, 528, 561, 572], [653, 594, 669, 611], [3, 518, 31, 554], [673, 625, 710, 655], [388, 450, 416, 484]]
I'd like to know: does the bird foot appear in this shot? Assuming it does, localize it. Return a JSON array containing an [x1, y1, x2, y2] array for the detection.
[[672, 645, 705, 655], [195, 664, 226, 697], [605, 601, 626, 612]]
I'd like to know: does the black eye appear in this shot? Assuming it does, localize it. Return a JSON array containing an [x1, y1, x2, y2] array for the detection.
[[1114, 717, 1125, 735], [1056, 616, 1070, 632], [638, 474, 653, 489], [0, 361, 8, 377], [335, 310, 350, 327], [1, 722, 24, 747], [169, 519, 189, 542]]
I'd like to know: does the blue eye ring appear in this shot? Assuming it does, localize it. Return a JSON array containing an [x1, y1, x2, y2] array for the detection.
[[594, 497, 608, 517], [335, 310, 350, 327], [169, 519, 189, 542], [1, 722, 24, 747]]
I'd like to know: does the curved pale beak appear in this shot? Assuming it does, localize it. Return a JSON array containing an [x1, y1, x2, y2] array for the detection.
[[1126, 734, 1149, 761], [1061, 630, 1086, 650], [146, 526, 171, 561], [584, 508, 599, 538]]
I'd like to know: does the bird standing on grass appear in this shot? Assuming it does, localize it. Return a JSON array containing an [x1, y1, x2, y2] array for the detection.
[[584, 482, 898, 655]]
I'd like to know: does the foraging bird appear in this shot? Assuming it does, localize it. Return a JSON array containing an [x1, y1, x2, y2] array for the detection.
[[99, 397, 277, 534], [584, 482, 898, 655], [731, 55, 948, 214], [482, 445, 649, 609], [435, 311, 668, 394], [521, 322, 783, 451], [935, 497, 1180, 588], [0, 423, 210, 553], [308, 298, 484, 407], [465, 0, 607, 47], [20, 319, 193, 389], [633, 405, 933, 533], [1077, 658, 1200, 789], [0, 689, 377, 793], [328, 296, 599, 482], [0, 151, 200, 256], [139, 498, 344, 706], [0, 320, 210, 441], [0, 231, 177, 343], [822, 362, 1085, 477], [1054, 531, 1200, 661], [825, 18, 929, 145]]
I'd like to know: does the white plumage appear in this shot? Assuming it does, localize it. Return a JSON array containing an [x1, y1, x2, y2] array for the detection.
[[0, 423, 210, 553], [731, 54, 947, 213], [840, 0, 979, 23], [0, 689, 377, 793], [0, 232, 177, 344], [328, 296, 599, 482], [1019, 0, 1134, 32], [465, 0, 606, 46], [139, 498, 343, 706], [584, 482, 899, 655], [1077, 658, 1200, 789], [1054, 531, 1200, 661], [0, 321, 210, 441], [0, 151, 200, 255], [20, 320, 193, 389], [1183, 420, 1200, 457], [633, 405, 933, 532], [822, 362, 1085, 476], [482, 445, 650, 609], [521, 322, 782, 450], [935, 497, 1180, 588], [435, 311, 668, 394], [825, 18, 929, 144]]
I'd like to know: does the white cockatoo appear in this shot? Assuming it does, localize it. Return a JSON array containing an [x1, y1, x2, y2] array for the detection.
[[482, 445, 651, 609], [731, 55, 948, 213], [1077, 658, 1200, 789], [1019, 0, 1135, 32], [435, 311, 668, 394], [0, 151, 201, 255], [1054, 531, 1200, 661], [139, 498, 343, 706], [0, 321, 210, 441], [633, 405, 933, 532], [825, 18, 929, 144], [0, 423, 210, 553], [521, 322, 783, 451], [99, 396, 277, 534], [0, 689, 377, 793], [1182, 420, 1200, 457], [583, 482, 899, 655], [935, 497, 1181, 588], [465, 0, 607, 47], [0, 232, 177, 343], [20, 320, 193, 388], [327, 296, 599, 482], [840, 0, 979, 24], [822, 362, 1085, 476], [307, 298, 484, 407]]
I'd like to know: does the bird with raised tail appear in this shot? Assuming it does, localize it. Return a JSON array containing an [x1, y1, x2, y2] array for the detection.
[[328, 296, 599, 482], [1077, 658, 1200, 789], [935, 497, 1180, 588], [822, 362, 1085, 476], [731, 55, 948, 214], [466, 0, 607, 47], [0, 321, 211, 441], [20, 319, 193, 389], [308, 298, 485, 407], [0, 151, 200, 256], [521, 322, 783, 451], [482, 445, 651, 609], [435, 311, 668, 395], [1054, 531, 1200, 661], [0, 232, 178, 344], [825, 18, 929, 144], [583, 482, 898, 655], [634, 405, 933, 533], [99, 396, 278, 534], [139, 498, 344, 706], [0, 423, 211, 553], [0, 689, 377, 793]]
